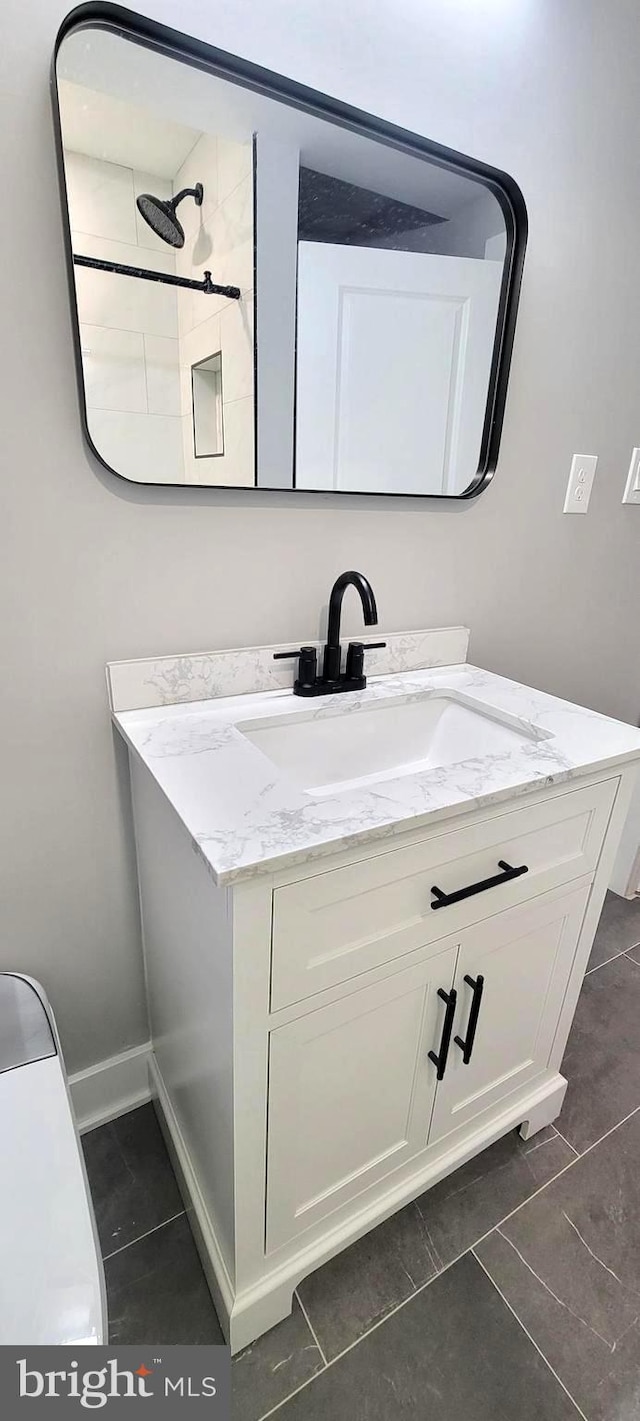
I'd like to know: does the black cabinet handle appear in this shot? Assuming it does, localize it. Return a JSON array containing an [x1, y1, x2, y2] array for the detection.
[[430, 860, 528, 911], [454, 974, 485, 1064], [428, 987, 457, 1081]]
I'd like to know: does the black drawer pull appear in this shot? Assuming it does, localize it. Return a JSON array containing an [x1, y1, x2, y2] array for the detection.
[[454, 974, 485, 1064], [430, 860, 528, 911], [428, 987, 457, 1081]]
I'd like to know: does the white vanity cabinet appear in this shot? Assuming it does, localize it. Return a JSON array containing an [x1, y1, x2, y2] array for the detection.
[[126, 752, 636, 1353]]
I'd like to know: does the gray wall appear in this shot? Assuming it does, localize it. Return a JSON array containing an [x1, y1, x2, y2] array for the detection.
[[2, 0, 640, 1072]]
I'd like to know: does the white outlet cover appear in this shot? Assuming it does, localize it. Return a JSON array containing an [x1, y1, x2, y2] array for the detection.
[[622, 448, 640, 504], [563, 454, 598, 514]]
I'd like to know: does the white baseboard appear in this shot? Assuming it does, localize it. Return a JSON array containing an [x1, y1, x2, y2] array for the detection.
[[69, 1041, 152, 1133]]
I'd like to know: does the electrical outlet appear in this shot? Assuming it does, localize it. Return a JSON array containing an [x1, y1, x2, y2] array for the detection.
[[563, 454, 598, 514], [622, 448, 640, 504]]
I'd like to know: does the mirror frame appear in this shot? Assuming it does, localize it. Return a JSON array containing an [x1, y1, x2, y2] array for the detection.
[[52, 2, 528, 500]]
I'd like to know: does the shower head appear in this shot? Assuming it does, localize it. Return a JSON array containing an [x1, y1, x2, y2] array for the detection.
[[136, 182, 204, 248]]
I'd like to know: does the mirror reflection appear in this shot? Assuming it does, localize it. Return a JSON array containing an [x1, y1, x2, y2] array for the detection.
[[56, 22, 517, 496]]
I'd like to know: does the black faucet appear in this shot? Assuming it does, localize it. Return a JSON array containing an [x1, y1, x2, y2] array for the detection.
[[274, 571, 385, 697], [323, 571, 378, 680]]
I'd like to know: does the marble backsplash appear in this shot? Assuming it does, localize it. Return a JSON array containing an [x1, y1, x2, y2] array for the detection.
[[107, 627, 470, 713]]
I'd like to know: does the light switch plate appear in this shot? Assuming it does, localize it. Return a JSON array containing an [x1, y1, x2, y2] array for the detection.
[[563, 453, 598, 514], [622, 448, 640, 504]]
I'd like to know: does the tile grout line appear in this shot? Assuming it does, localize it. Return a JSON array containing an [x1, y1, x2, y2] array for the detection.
[[257, 1099, 640, 1420], [257, 1371, 324, 1421], [472, 1249, 589, 1420], [102, 1209, 186, 1262], [585, 947, 626, 975], [553, 1126, 579, 1157], [293, 1289, 328, 1369]]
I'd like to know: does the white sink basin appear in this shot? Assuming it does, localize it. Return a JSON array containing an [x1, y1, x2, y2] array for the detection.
[[241, 692, 549, 798]]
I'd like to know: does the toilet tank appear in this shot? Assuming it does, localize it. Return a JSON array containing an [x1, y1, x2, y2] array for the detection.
[[0, 974, 106, 1344]]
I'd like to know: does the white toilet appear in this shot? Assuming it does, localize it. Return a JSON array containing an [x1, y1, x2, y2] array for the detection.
[[0, 974, 106, 1344]]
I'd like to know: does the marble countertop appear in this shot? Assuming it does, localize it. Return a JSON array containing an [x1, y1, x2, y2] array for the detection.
[[113, 663, 640, 885]]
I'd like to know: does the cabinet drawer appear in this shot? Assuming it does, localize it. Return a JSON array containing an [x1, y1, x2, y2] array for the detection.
[[271, 778, 617, 1010]]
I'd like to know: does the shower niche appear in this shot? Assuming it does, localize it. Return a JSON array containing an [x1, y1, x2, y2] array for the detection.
[[192, 352, 224, 459], [53, 5, 526, 497]]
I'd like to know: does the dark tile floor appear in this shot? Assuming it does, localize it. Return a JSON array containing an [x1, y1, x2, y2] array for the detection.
[[82, 889, 640, 1421]]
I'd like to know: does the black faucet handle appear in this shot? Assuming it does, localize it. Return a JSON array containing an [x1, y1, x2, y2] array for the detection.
[[273, 645, 316, 661], [274, 646, 317, 687], [345, 640, 387, 681]]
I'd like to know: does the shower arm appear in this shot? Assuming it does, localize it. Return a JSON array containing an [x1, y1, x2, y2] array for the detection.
[[170, 186, 202, 211], [72, 253, 241, 300]]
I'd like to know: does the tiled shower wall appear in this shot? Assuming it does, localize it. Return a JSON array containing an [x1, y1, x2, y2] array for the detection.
[[65, 150, 184, 483], [174, 133, 255, 486]]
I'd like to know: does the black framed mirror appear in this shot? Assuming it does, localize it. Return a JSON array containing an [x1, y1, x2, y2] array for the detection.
[[53, 3, 527, 497]]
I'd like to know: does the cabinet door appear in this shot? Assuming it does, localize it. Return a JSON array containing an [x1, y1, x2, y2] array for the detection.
[[429, 883, 590, 1146], [266, 945, 457, 1252]]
